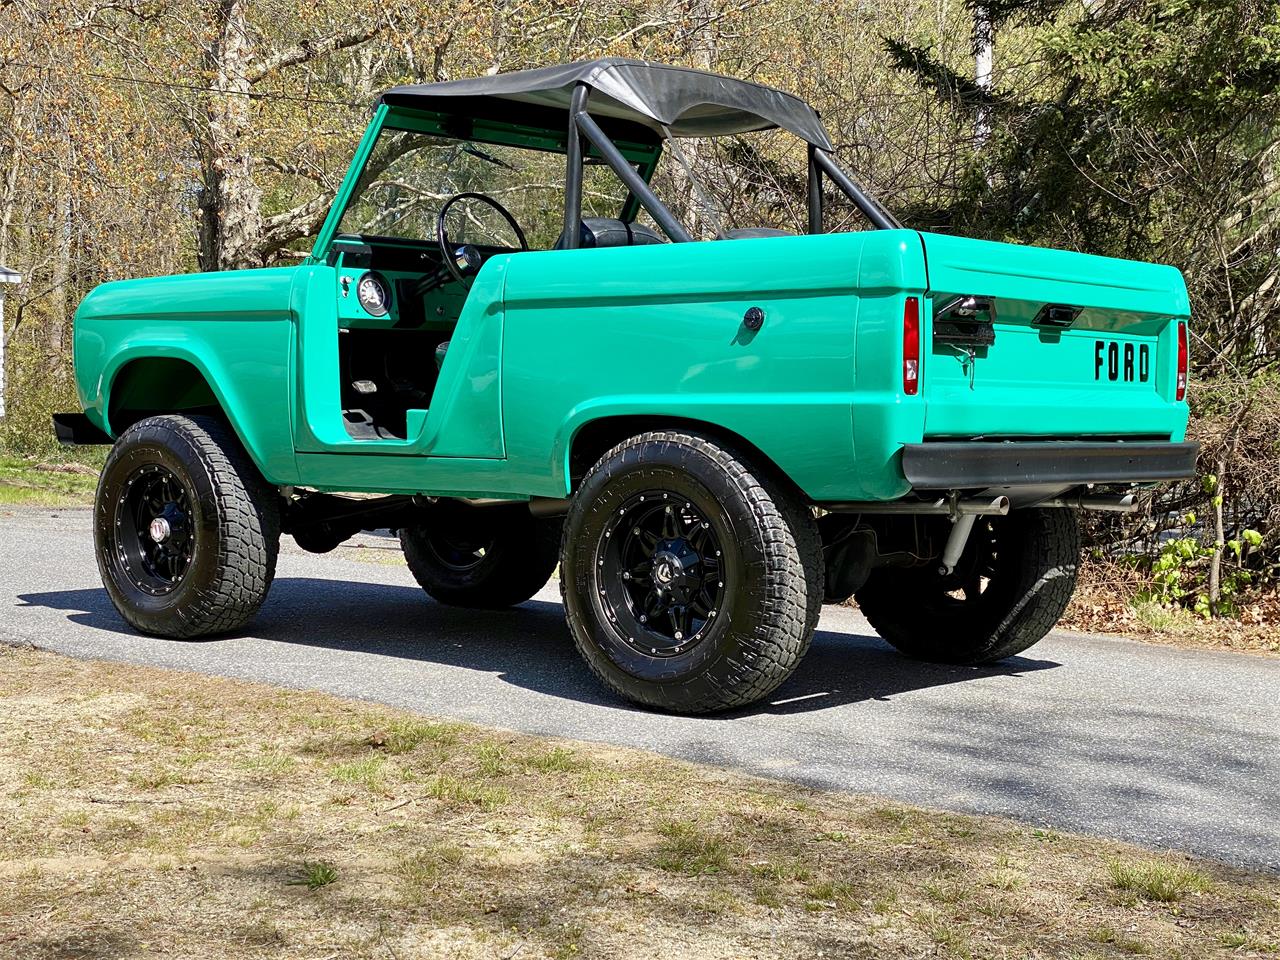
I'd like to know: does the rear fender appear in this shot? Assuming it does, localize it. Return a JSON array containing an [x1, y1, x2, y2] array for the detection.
[[555, 396, 864, 502]]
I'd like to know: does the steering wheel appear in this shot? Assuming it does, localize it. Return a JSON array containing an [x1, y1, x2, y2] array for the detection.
[[436, 192, 529, 287]]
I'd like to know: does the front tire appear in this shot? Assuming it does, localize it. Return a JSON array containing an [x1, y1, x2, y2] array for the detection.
[[855, 508, 1080, 664], [94, 414, 280, 638], [561, 431, 823, 714], [400, 512, 560, 608]]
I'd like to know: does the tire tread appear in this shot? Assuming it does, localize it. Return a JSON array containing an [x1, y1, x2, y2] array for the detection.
[[562, 430, 822, 713], [856, 507, 1079, 664], [96, 414, 279, 638]]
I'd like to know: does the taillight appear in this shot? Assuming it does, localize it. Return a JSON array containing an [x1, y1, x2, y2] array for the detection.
[[903, 296, 920, 396], [1176, 321, 1188, 401]]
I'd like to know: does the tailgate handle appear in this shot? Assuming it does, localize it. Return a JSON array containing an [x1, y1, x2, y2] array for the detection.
[[1034, 303, 1082, 327], [934, 295, 996, 347]]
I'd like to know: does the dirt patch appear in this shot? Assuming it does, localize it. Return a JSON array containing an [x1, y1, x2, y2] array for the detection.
[[1, 647, 1277, 958]]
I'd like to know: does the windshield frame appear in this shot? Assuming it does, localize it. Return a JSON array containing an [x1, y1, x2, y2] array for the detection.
[[310, 105, 662, 261]]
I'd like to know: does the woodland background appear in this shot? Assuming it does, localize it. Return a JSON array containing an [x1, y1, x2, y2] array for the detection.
[[1, 0, 1277, 624]]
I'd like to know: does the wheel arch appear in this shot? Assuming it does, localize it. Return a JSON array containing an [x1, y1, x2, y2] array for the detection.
[[566, 413, 808, 506], [107, 356, 220, 431], [102, 352, 287, 484]]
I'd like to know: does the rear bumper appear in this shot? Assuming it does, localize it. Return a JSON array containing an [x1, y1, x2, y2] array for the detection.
[[902, 440, 1199, 489], [52, 413, 112, 445]]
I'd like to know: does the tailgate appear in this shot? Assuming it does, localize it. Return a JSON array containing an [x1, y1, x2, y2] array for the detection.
[[918, 232, 1190, 441]]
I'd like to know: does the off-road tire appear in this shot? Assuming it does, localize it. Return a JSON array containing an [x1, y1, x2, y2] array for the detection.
[[94, 414, 280, 638], [856, 508, 1079, 664], [560, 430, 823, 714], [400, 514, 560, 608]]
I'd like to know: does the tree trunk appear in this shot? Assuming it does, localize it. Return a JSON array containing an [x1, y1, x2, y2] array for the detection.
[[1208, 456, 1226, 615], [973, 3, 994, 149], [654, 0, 719, 238], [200, 0, 264, 271], [47, 177, 72, 367]]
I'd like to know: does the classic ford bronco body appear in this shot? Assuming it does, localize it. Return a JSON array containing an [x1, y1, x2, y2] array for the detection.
[[57, 59, 1197, 713]]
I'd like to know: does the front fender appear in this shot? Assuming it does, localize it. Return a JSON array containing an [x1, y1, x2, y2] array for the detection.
[[87, 328, 298, 486]]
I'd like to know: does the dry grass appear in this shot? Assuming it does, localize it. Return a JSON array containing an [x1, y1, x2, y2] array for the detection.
[[1, 648, 1278, 958], [1062, 558, 1280, 657]]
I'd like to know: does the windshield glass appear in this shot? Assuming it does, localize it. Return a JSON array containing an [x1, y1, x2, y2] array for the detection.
[[337, 128, 629, 250]]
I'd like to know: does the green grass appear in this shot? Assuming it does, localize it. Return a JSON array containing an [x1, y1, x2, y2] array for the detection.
[[290, 861, 338, 890], [329, 756, 388, 791], [0, 455, 99, 506], [1108, 856, 1211, 902], [523, 746, 583, 773], [652, 820, 736, 876], [427, 773, 509, 810], [237, 750, 298, 778], [1132, 599, 1198, 634], [4, 648, 1277, 959], [367, 718, 463, 754]]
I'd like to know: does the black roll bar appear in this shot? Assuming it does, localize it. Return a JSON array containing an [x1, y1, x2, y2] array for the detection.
[[562, 83, 588, 249], [563, 85, 896, 243], [574, 109, 694, 244], [811, 150, 901, 231]]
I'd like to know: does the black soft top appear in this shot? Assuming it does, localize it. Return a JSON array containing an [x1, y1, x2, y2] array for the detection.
[[378, 58, 833, 150]]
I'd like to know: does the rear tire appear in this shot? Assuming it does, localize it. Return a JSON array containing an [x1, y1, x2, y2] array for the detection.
[[855, 508, 1079, 664], [400, 513, 560, 608], [560, 430, 823, 714], [94, 414, 280, 638]]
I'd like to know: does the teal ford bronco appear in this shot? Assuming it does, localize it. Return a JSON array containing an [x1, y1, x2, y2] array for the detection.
[[56, 59, 1197, 713]]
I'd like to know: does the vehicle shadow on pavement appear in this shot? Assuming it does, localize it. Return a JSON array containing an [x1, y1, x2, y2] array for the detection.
[[16, 577, 1060, 716]]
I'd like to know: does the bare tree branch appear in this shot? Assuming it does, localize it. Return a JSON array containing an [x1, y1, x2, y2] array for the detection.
[[245, 19, 403, 84]]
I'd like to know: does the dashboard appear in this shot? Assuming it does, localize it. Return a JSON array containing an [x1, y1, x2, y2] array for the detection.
[[331, 235, 478, 331]]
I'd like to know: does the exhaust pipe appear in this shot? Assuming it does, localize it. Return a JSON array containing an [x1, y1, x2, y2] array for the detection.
[[1041, 492, 1139, 512], [824, 495, 1010, 517]]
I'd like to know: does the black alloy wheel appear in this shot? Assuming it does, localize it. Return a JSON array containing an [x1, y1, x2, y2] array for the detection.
[[596, 493, 726, 658], [400, 511, 560, 609], [95, 414, 280, 638], [113, 463, 194, 596], [561, 430, 824, 714], [421, 532, 491, 574]]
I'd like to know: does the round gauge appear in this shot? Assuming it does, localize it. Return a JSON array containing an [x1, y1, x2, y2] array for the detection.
[[356, 271, 390, 317]]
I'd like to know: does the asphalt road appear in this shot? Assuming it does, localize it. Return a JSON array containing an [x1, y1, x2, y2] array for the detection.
[[3, 507, 1278, 871]]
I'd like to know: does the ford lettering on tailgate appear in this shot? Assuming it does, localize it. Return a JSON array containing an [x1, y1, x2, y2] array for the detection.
[[1095, 340, 1151, 384]]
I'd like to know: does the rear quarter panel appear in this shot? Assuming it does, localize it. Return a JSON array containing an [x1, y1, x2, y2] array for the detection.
[[74, 268, 299, 484], [500, 230, 928, 501]]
